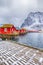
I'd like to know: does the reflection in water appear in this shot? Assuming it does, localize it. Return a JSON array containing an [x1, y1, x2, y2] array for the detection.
[[15, 33, 43, 49]]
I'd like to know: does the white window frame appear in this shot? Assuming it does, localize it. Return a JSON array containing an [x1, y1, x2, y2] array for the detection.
[[4, 28, 7, 32]]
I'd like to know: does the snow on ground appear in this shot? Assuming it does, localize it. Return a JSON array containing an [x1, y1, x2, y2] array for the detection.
[[0, 41, 43, 65]]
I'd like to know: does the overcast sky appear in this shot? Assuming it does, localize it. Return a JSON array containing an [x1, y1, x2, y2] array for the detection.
[[0, 0, 43, 27], [38, 0, 43, 11]]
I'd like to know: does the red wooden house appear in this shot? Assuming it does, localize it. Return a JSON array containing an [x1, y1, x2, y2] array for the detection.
[[0, 24, 16, 35], [19, 28, 27, 35]]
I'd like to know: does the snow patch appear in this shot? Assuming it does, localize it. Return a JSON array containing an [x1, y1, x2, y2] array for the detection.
[[39, 58, 43, 63]]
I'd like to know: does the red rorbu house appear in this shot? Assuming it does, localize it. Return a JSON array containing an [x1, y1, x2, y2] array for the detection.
[[0, 24, 16, 35], [19, 28, 27, 35]]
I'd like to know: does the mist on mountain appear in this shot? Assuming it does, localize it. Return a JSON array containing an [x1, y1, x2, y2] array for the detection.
[[21, 12, 43, 30]]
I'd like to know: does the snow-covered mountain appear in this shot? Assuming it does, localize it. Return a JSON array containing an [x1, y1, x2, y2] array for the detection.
[[21, 12, 43, 30]]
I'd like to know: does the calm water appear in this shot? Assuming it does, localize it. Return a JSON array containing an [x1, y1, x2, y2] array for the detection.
[[15, 33, 43, 49]]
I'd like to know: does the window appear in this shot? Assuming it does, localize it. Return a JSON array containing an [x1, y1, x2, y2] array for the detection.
[[4, 28, 7, 32]]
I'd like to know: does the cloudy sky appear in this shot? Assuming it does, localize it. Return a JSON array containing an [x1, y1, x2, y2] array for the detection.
[[0, 0, 42, 27], [38, 0, 43, 11]]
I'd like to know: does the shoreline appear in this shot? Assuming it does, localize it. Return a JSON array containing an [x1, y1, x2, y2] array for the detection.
[[9, 40, 43, 52]]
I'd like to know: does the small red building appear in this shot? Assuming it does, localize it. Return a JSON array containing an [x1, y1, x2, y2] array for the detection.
[[0, 24, 16, 34], [19, 28, 27, 35]]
